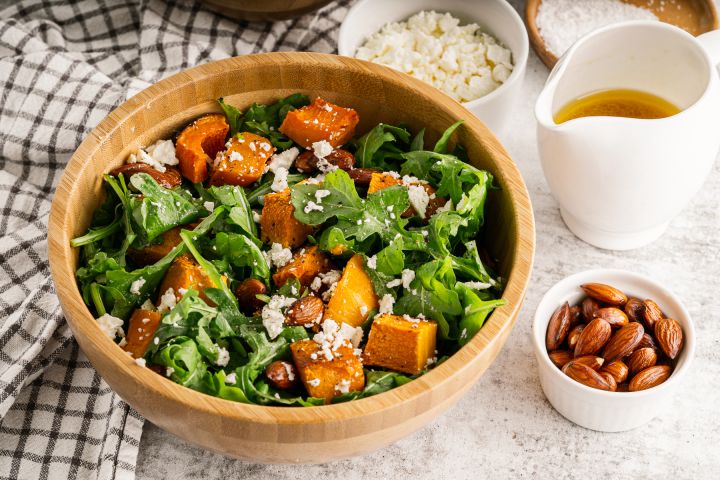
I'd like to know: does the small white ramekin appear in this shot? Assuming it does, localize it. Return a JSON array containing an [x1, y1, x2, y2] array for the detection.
[[337, 0, 529, 136], [532, 269, 695, 432]]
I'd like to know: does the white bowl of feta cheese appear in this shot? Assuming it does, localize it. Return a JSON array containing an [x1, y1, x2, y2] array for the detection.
[[338, 0, 528, 136]]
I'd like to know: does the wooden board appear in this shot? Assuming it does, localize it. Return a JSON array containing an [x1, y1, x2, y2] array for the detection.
[[47, 52, 535, 463], [527, 0, 719, 68]]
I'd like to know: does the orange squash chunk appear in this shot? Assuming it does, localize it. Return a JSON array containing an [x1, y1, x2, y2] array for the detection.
[[209, 132, 275, 187], [363, 314, 437, 375], [279, 98, 359, 148], [156, 255, 219, 305], [123, 309, 162, 359], [367, 172, 401, 194], [272, 246, 331, 288], [325, 255, 378, 327], [260, 190, 315, 248], [127, 223, 198, 266], [290, 340, 364, 403], [367, 173, 444, 219], [175, 114, 229, 183]]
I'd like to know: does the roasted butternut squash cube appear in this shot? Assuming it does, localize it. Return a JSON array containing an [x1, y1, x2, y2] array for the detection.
[[260, 189, 314, 248], [367, 172, 401, 194], [123, 309, 162, 359], [363, 314, 437, 375], [272, 246, 331, 288], [175, 114, 229, 183], [367, 173, 444, 219], [279, 98, 359, 148], [156, 255, 218, 305], [290, 340, 364, 403], [325, 255, 378, 327], [209, 132, 275, 186], [128, 223, 198, 266]]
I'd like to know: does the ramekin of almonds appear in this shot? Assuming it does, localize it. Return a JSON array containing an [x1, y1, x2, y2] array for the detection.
[[532, 269, 695, 432], [337, 0, 528, 136]]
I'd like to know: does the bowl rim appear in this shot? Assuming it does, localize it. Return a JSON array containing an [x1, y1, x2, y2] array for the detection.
[[336, 0, 530, 109], [48, 52, 535, 425], [532, 268, 695, 399]]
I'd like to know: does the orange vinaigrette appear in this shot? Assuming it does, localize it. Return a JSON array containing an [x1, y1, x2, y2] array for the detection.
[[554, 89, 681, 123]]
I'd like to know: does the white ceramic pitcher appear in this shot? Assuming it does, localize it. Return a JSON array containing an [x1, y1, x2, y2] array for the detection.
[[535, 21, 720, 250]]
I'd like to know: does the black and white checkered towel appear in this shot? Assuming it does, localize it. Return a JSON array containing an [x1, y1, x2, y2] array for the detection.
[[0, 1, 349, 478]]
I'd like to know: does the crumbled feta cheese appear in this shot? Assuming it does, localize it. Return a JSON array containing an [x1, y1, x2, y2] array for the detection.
[[252, 210, 261, 223], [283, 362, 295, 381], [225, 372, 237, 384], [270, 166, 289, 192], [166, 367, 175, 377], [386, 278, 402, 288], [157, 288, 177, 313], [266, 147, 299, 173], [305, 174, 326, 185], [204, 201, 215, 212], [261, 295, 297, 339], [463, 281, 493, 290], [304, 201, 324, 214], [135, 358, 146, 367], [153, 337, 159, 345], [140, 299, 155, 311], [229, 150, 243, 162], [378, 294, 395, 314], [401, 269, 415, 289], [216, 346, 230, 366], [308, 378, 321, 387], [129, 278, 146, 295], [408, 184, 430, 218], [127, 139, 179, 172], [264, 242, 293, 269], [315, 189, 331, 202], [366, 255, 377, 270], [96, 314, 125, 340], [335, 379, 351, 394], [312, 140, 333, 159]]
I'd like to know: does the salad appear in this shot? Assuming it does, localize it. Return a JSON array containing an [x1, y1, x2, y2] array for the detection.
[[72, 93, 505, 405]]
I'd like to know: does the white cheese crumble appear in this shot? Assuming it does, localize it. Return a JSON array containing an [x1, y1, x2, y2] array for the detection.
[[315, 189, 331, 202], [312, 319, 364, 360], [96, 314, 125, 340], [140, 299, 155, 311], [225, 372, 237, 384], [261, 295, 297, 339], [355, 11, 514, 103], [308, 378, 321, 387], [312, 140, 334, 159], [266, 147, 299, 174], [401, 269, 415, 289], [203, 201, 215, 212], [129, 278, 146, 295], [127, 139, 178, 172], [264, 242, 293, 269], [252, 211, 262, 223], [216, 346, 230, 366], [166, 367, 175, 377], [135, 358, 146, 367], [378, 294, 395, 314], [157, 288, 177, 313], [283, 362, 296, 381], [310, 270, 342, 302], [366, 255, 377, 270], [408, 184, 430, 218], [229, 150, 243, 162], [335, 379, 351, 394], [463, 281, 493, 290], [304, 201, 324, 214], [270, 166, 289, 192]]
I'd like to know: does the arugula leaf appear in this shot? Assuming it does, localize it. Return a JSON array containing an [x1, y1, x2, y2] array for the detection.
[[180, 229, 237, 308], [332, 370, 413, 402], [128, 173, 205, 244], [433, 120, 463, 154], [354, 123, 410, 168], [208, 185, 256, 237], [218, 98, 243, 137], [362, 255, 397, 300], [318, 226, 355, 256], [102, 174, 136, 258], [456, 284, 506, 346], [410, 128, 425, 152], [375, 236, 404, 276], [290, 169, 364, 225], [152, 337, 208, 389], [212, 231, 270, 284]]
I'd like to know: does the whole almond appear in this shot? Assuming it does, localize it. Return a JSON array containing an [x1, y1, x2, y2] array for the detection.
[[548, 350, 574, 369], [581, 283, 628, 307], [601, 360, 629, 383], [616, 383, 629, 392], [569, 305, 582, 327], [567, 324, 585, 351], [582, 297, 600, 322], [624, 298, 645, 323], [602, 322, 644, 362], [574, 318, 612, 357], [285, 295, 325, 329], [628, 365, 671, 391], [654, 318, 684, 360], [627, 347, 657, 376], [642, 299, 664, 330], [546, 302, 572, 351], [562, 361, 614, 391], [600, 371, 618, 391], [636, 333, 658, 352], [574, 355, 604, 371], [594, 307, 629, 329]]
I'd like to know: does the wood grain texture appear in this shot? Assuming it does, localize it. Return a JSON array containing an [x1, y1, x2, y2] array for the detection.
[[47, 52, 535, 463], [526, 0, 719, 68], [200, 0, 332, 21]]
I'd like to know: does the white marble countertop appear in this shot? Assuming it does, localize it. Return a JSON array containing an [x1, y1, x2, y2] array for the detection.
[[136, 2, 720, 478]]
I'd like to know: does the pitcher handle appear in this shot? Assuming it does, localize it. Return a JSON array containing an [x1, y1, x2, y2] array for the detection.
[[698, 29, 720, 71]]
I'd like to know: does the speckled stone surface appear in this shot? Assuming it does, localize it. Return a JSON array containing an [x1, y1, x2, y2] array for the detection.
[[136, 3, 720, 479]]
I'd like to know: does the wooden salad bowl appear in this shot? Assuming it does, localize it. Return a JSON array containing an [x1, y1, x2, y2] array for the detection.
[[48, 52, 535, 463], [200, 0, 332, 21]]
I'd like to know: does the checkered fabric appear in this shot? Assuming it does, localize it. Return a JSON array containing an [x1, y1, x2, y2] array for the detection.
[[0, 1, 349, 478]]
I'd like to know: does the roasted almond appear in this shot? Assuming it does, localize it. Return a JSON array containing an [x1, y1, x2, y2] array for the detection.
[[628, 365, 671, 391], [234, 278, 267, 313], [601, 359, 629, 383], [265, 360, 299, 390], [569, 305, 582, 327], [627, 347, 657, 376], [546, 302, 572, 351], [285, 295, 325, 329], [602, 322, 644, 362], [563, 361, 613, 391], [624, 298, 645, 323], [574, 355, 604, 371], [581, 297, 600, 322], [548, 350, 574, 369], [636, 333, 658, 352], [581, 283, 628, 307], [600, 371, 618, 391], [567, 324, 585, 351], [574, 318, 611, 357], [642, 299, 664, 330], [654, 318, 684, 360], [594, 307, 629, 329]]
